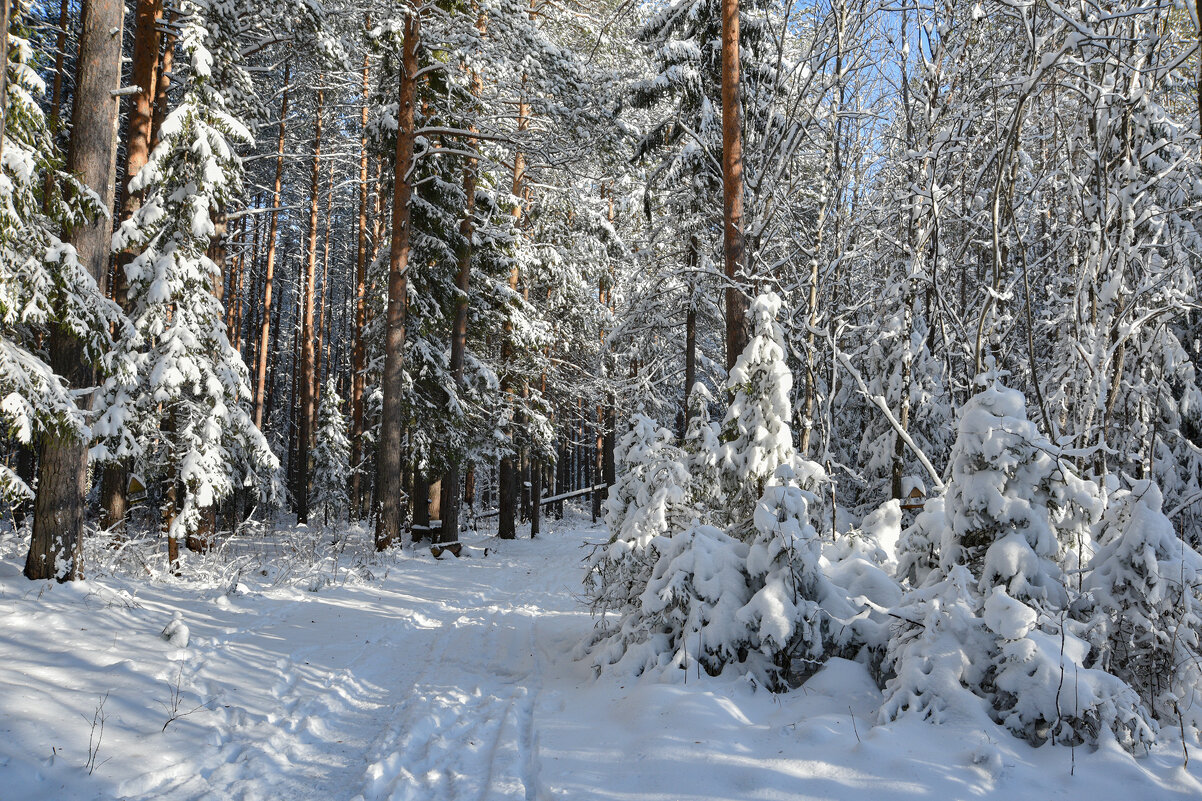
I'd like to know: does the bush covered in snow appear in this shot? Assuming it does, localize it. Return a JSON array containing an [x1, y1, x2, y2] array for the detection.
[[586, 305, 1202, 752], [1083, 481, 1202, 735], [585, 295, 863, 688], [881, 378, 1172, 751]]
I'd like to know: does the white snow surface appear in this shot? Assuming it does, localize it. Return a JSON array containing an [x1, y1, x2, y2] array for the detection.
[[0, 515, 1199, 801]]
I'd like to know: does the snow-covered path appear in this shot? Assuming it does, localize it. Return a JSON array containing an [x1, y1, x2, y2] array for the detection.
[[2, 517, 1201, 801]]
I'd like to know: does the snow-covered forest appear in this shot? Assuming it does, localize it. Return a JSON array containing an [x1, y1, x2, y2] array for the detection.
[[3, 0, 1202, 797]]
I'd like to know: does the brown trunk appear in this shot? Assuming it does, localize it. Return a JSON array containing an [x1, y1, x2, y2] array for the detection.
[[375, 6, 420, 550], [498, 78, 528, 541], [226, 215, 246, 336], [316, 158, 334, 402], [296, 83, 323, 524], [100, 0, 161, 534], [150, 11, 175, 149], [351, 16, 371, 520], [721, 0, 749, 370], [529, 461, 541, 537], [254, 64, 288, 430], [42, 0, 71, 201], [28, 0, 125, 581]]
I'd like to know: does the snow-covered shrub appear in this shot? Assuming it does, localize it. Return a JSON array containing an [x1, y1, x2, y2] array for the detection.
[[882, 380, 1158, 750], [596, 524, 753, 677], [880, 566, 998, 726], [985, 588, 1156, 750], [587, 414, 695, 620], [587, 464, 860, 688], [942, 380, 1099, 610], [1084, 481, 1202, 734], [836, 499, 902, 573]]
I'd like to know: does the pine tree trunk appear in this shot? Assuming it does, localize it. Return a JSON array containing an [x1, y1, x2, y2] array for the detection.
[[26, 0, 125, 582], [721, 0, 749, 370], [99, 0, 161, 535], [296, 83, 323, 524], [498, 76, 529, 541], [226, 215, 246, 336], [42, 0, 71, 201], [375, 6, 420, 550], [254, 65, 288, 430], [150, 11, 175, 149], [316, 158, 334, 402], [530, 460, 541, 537], [351, 15, 371, 521]]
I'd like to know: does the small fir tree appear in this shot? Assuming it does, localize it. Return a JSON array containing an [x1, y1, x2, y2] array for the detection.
[[718, 292, 797, 538], [312, 377, 351, 525], [92, 3, 279, 543]]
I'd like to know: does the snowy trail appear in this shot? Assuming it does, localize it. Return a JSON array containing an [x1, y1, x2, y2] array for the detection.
[[109, 532, 577, 801], [2, 517, 1201, 801]]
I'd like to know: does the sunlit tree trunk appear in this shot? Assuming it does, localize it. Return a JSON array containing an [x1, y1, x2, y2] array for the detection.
[[27, 0, 125, 581], [375, 4, 421, 549]]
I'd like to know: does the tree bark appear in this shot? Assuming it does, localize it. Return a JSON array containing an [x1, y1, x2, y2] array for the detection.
[[296, 83, 323, 524], [150, 10, 175, 149], [316, 158, 334, 403], [27, 0, 125, 581], [498, 71, 529, 541], [254, 65, 288, 430], [721, 0, 749, 370], [99, 0, 161, 534], [42, 0, 71, 201], [375, 4, 420, 550], [351, 15, 371, 520]]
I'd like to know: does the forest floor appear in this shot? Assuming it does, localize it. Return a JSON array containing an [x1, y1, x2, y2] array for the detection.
[[1, 512, 1200, 801]]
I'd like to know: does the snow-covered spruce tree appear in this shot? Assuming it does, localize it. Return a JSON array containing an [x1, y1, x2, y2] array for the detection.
[[718, 292, 801, 538], [737, 464, 859, 686], [1084, 481, 1202, 735], [881, 377, 1157, 750], [588, 414, 695, 624], [941, 375, 1099, 609], [586, 295, 864, 686], [602, 414, 672, 543], [312, 377, 351, 526], [0, 7, 123, 504], [894, 497, 944, 587], [682, 382, 721, 513], [92, 4, 279, 556]]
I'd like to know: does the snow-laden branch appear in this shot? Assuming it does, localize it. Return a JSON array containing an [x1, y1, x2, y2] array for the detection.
[[836, 352, 945, 492]]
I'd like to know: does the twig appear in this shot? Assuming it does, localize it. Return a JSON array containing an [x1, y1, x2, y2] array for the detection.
[[83, 692, 110, 775]]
